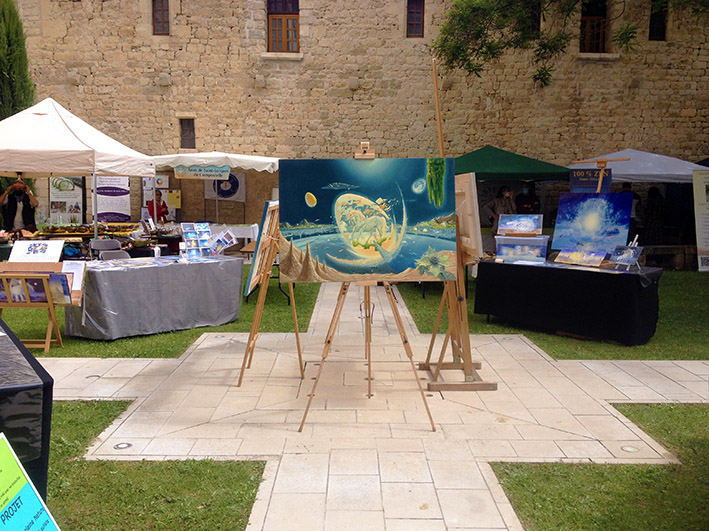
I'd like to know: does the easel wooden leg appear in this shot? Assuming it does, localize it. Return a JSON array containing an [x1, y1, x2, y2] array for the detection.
[[383, 283, 436, 432], [299, 282, 350, 432], [363, 285, 373, 398], [421, 282, 450, 368], [289, 283, 304, 379], [238, 272, 270, 387]]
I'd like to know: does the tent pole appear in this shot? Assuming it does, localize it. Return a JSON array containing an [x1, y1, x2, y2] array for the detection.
[[93, 173, 98, 240]]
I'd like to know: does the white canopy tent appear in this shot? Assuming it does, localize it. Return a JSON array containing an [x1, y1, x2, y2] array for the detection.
[[152, 151, 279, 174], [568, 148, 705, 184], [152, 151, 279, 224], [0, 98, 155, 237]]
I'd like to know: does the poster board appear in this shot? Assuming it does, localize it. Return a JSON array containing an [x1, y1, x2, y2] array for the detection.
[[48, 176, 84, 224], [9, 240, 64, 263], [204, 172, 246, 202], [693, 170, 709, 272], [455, 172, 483, 265], [245, 200, 279, 296], [497, 214, 543, 236], [0, 434, 60, 531], [95, 176, 131, 222], [279, 158, 457, 283], [570, 168, 612, 193]]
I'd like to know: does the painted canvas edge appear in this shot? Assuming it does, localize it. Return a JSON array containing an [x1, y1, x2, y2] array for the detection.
[[244, 200, 279, 296]]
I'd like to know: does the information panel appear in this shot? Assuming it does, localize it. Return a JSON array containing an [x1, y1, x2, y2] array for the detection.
[[0, 433, 60, 530], [693, 170, 709, 272]]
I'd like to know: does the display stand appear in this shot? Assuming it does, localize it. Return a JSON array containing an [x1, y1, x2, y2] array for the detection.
[[237, 207, 303, 387], [299, 281, 436, 432], [0, 275, 62, 353]]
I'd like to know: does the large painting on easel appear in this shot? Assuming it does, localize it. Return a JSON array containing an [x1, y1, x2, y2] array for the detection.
[[244, 200, 279, 296], [279, 158, 457, 283]]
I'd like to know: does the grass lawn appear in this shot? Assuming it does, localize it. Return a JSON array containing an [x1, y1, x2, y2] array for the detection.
[[48, 401, 264, 531], [1, 266, 320, 358], [398, 270, 709, 360], [492, 403, 709, 531]]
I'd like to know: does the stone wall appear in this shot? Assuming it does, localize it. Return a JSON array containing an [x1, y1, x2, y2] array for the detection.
[[17, 0, 709, 225]]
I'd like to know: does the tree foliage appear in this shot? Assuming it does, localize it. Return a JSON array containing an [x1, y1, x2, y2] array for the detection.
[[433, 0, 709, 86], [0, 0, 34, 119], [0, 0, 35, 195]]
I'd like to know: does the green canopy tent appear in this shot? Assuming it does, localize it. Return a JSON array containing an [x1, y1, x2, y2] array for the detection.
[[455, 145, 570, 181]]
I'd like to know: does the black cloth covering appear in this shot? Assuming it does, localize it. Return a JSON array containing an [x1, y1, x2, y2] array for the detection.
[[474, 260, 662, 346]]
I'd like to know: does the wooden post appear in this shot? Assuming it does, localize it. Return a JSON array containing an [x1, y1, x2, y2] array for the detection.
[[432, 58, 446, 157]]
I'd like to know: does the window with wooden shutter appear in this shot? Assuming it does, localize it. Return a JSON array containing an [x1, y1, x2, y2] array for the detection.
[[268, 0, 299, 52]]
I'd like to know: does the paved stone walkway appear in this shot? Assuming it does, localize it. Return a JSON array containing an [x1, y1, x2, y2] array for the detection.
[[39, 283, 708, 530]]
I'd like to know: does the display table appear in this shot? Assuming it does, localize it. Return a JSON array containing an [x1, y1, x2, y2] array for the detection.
[[65, 256, 244, 340], [0, 319, 53, 500], [474, 260, 663, 345]]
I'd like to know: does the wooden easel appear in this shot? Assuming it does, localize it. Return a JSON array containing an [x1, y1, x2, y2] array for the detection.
[[0, 274, 62, 353], [237, 207, 304, 387], [299, 281, 436, 432], [417, 61, 497, 392]]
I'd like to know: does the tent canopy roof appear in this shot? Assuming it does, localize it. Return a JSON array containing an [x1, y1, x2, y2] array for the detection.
[[455, 145, 570, 181], [0, 98, 154, 178], [568, 148, 705, 183], [152, 151, 279, 174]]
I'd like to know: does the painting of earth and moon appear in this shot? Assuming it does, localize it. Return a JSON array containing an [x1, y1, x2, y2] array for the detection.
[[279, 158, 457, 283]]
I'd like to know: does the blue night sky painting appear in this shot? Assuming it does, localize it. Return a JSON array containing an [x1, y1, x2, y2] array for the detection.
[[552, 192, 633, 253], [279, 158, 457, 283]]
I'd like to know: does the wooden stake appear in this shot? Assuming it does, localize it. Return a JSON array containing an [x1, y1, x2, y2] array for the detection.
[[289, 282, 305, 379], [432, 57, 446, 157]]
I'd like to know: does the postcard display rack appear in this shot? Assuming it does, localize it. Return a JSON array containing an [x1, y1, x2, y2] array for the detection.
[[0, 241, 85, 352]]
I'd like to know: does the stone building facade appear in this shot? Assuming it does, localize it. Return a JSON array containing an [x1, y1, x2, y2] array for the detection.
[[15, 0, 709, 225]]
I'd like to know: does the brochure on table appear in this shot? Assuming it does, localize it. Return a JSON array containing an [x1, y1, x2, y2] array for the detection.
[[0, 433, 60, 530], [180, 223, 238, 260]]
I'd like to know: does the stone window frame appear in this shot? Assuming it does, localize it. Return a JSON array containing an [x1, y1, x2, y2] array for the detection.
[[179, 118, 196, 150], [406, 0, 425, 38], [152, 0, 170, 36]]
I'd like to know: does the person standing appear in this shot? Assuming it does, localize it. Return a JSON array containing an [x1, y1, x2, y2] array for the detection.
[[0, 178, 39, 233], [147, 189, 169, 224], [515, 182, 540, 214], [483, 185, 516, 234]]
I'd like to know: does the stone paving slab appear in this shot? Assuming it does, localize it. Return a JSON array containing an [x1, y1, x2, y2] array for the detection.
[[38, 283, 707, 530]]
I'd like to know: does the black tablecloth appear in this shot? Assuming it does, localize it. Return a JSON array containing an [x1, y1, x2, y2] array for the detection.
[[474, 260, 663, 345], [0, 319, 53, 500]]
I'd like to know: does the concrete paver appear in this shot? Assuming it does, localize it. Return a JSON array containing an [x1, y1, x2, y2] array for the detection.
[[39, 283, 707, 529]]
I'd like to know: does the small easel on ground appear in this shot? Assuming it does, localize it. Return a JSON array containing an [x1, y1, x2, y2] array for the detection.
[[0, 274, 62, 353], [299, 280, 436, 432], [237, 203, 304, 387]]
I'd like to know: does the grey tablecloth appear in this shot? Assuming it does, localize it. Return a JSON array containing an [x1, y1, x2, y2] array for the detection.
[[65, 256, 244, 340]]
